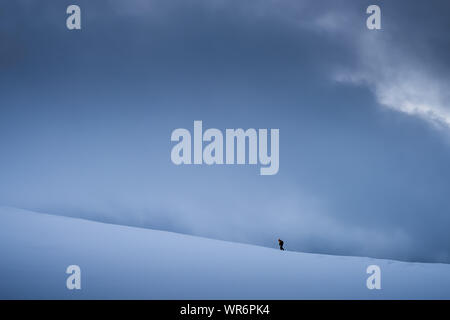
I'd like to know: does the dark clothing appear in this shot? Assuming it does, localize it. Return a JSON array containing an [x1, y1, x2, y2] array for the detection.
[[278, 239, 285, 251]]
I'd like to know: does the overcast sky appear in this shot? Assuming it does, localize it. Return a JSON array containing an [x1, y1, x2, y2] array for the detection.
[[1, 0, 450, 263]]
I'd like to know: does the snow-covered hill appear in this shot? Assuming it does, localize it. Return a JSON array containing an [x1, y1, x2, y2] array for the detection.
[[0, 207, 449, 299]]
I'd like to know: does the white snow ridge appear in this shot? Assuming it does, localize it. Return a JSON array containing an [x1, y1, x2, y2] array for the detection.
[[0, 207, 449, 299]]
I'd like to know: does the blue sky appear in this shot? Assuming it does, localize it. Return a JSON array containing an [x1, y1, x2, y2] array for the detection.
[[1, 0, 450, 263]]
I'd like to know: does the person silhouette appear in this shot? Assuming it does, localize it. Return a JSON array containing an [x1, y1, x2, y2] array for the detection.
[[278, 238, 285, 251]]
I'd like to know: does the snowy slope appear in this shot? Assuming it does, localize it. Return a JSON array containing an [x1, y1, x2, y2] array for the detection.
[[0, 207, 449, 299]]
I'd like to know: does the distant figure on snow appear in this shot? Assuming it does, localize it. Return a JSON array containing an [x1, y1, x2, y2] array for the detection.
[[278, 238, 285, 251]]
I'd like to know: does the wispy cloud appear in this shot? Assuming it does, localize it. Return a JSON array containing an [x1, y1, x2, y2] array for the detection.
[[323, 11, 450, 129]]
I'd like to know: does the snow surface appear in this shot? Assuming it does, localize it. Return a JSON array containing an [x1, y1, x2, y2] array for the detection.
[[0, 206, 449, 299]]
